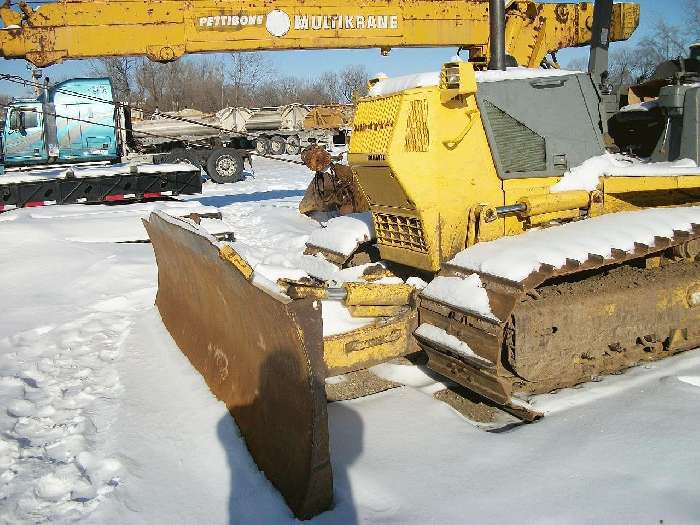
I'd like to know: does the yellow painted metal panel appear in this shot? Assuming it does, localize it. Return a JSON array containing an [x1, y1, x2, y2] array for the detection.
[[1, 1, 639, 67], [322, 309, 418, 374]]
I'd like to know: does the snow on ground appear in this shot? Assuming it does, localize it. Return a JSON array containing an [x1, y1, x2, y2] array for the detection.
[[1, 155, 700, 524]]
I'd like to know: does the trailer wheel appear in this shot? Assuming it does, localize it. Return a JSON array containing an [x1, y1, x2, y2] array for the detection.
[[269, 136, 286, 156], [255, 138, 271, 155], [206, 148, 245, 184], [285, 135, 301, 155]]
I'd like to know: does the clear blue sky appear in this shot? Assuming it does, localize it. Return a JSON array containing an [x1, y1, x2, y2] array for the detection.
[[0, 0, 690, 97]]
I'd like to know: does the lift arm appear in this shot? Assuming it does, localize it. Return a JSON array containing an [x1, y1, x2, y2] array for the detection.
[[0, 0, 639, 67]]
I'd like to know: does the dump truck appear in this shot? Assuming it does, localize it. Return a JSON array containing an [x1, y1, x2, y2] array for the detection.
[[0, 77, 208, 209], [1, 0, 650, 519], [219, 104, 341, 155], [0, 76, 254, 177]]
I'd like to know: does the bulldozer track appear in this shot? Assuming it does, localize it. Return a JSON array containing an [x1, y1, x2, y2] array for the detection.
[[418, 214, 700, 414]]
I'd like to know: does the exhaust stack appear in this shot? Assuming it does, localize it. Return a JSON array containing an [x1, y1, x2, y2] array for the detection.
[[488, 0, 506, 71], [588, 0, 614, 90]]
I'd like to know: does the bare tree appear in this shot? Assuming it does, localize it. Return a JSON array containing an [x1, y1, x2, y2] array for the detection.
[[90, 57, 140, 103], [225, 52, 271, 107], [338, 65, 368, 102], [684, 0, 700, 42], [565, 2, 700, 90]]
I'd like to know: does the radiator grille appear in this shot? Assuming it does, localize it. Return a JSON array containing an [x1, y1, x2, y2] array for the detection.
[[404, 99, 429, 152], [350, 95, 401, 153], [483, 100, 546, 173], [374, 212, 428, 253]]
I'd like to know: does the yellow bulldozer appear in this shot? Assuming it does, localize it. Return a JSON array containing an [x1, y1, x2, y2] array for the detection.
[[143, 2, 699, 518], [5, 0, 700, 520]]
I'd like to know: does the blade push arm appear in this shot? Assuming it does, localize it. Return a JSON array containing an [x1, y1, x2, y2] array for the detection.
[[0, 0, 638, 67]]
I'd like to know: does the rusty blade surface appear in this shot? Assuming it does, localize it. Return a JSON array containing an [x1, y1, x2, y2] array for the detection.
[[143, 212, 332, 520]]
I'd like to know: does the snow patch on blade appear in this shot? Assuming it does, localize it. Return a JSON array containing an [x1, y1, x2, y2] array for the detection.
[[420, 275, 498, 321], [321, 300, 373, 337]]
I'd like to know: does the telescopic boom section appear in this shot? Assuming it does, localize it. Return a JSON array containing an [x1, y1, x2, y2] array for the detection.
[[0, 0, 639, 67]]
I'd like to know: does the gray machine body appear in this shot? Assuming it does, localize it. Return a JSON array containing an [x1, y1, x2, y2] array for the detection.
[[476, 73, 605, 180], [652, 84, 700, 165]]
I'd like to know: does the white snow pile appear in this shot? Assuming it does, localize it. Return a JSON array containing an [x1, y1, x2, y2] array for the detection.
[[619, 99, 659, 112], [678, 376, 700, 388], [370, 362, 448, 395], [449, 206, 700, 282], [552, 153, 699, 193], [368, 71, 440, 97], [414, 324, 493, 366], [306, 212, 375, 257], [368, 67, 580, 97], [321, 300, 374, 337], [420, 274, 498, 321]]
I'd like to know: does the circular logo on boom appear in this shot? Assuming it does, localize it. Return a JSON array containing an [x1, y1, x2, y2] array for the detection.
[[266, 10, 290, 37]]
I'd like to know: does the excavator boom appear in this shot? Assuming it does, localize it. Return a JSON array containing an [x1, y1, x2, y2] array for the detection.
[[0, 0, 639, 67]]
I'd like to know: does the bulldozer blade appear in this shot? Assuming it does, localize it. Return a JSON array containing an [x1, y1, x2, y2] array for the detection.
[[143, 211, 332, 520]]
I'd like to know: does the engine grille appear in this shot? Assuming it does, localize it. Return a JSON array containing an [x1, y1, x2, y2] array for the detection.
[[482, 99, 546, 173], [374, 212, 428, 253]]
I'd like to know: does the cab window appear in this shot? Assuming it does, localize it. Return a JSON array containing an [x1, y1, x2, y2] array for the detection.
[[9, 108, 39, 131]]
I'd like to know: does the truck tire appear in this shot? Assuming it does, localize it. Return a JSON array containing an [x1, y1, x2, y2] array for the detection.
[[255, 138, 271, 155], [206, 148, 245, 184], [269, 136, 286, 156], [285, 135, 302, 155]]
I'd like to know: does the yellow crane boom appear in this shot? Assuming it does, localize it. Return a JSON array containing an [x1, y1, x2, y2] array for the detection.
[[0, 0, 638, 67]]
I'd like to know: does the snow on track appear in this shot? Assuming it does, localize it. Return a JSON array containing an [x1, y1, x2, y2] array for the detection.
[[449, 206, 700, 282]]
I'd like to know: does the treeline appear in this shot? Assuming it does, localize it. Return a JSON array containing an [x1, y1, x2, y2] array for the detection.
[[91, 53, 369, 113], [565, 0, 699, 88]]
